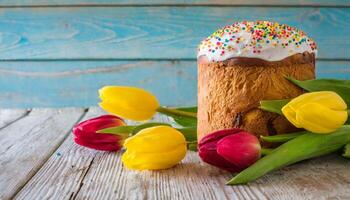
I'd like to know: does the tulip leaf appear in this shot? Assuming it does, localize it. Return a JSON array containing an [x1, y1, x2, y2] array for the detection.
[[286, 77, 350, 105], [188, 143, 198, 151], [343, 143, 350, 159], [172, 107, 197, 127], [97, 126, 135, 135], [259, 99, 290, 115], [157, 106, 197, 127], [177, 127, 197, 141], [156, 106, 198, 127], [172, 116, 197, 127], [260, 131, 306, 143], [131, 122, 171, 135], [173, 107, 197, 127], [228, 125, 350, 185]]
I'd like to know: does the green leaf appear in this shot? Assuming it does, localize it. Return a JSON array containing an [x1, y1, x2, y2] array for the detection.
[[172, 107, 198, 127], [177, 127, 197, 141], [343, 143, 350, 158], [188, 143, 198, 151], [228, 125, 350, 185], [286, 77, 350, 105], [97, 125, 135, 135], [131, 122, 171, 135], [172, 116, 197, 127], [157, 106, 197, 127], [260, 131, 306, 143], [259, 99, 290, 115], [98, 123, 171, 136]]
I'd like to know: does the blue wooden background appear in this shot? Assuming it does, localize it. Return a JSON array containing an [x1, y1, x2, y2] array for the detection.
[[0, 1, 349, 108]]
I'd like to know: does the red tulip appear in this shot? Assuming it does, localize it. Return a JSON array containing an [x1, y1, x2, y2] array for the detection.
[[73, 115, 126, 151], [198, 129, 261, 172]]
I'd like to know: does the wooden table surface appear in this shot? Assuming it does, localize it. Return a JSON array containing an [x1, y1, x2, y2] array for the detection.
[[0, 107, 349, 200]]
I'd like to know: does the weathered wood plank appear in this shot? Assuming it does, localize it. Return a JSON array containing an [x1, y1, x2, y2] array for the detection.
[[0, 108, 85, 200], [0, 7, 348, 60], [0, 60, 348, 108], [14, 107, 110, 200], [0, 0, 348, 6], [14, 109, 350, 200], [0, 109, 28, 129]]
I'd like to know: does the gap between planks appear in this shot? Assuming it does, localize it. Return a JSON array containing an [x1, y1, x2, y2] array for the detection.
[[11, 108, 90, 199], [0, 107, 88, 200], [0, 109, 31, 130]]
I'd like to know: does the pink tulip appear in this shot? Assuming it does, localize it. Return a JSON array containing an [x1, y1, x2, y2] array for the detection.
[[198, 129, 261, 172], [73, 115, 126, 151]]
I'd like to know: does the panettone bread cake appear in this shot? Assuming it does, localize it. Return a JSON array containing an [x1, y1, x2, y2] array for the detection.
[[197, 21, 317, 141]]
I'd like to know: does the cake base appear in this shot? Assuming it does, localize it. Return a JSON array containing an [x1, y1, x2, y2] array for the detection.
[[197, 52, 315, 142]]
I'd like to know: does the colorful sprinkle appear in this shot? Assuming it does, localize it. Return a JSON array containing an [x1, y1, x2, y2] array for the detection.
[[198, 21, 317, 61]]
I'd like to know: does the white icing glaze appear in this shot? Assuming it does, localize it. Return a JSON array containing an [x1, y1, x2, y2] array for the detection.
[[197, 21, 317, 62]]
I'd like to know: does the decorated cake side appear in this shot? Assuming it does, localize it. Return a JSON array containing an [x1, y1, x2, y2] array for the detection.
[[197, 21, 317, 141]]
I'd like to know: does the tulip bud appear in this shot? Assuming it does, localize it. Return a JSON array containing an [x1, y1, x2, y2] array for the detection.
[[73, 115, 126, 151], [217, 132, 261, 170], [282, 91, 348, 134], [198, 129, 261, 172], [99, 86, 160, 121], [122, 126, 187, 170]]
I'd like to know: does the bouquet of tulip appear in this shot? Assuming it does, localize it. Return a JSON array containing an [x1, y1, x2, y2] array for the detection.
[[73, 86, 198, 170], [72, 77, 350, 184]]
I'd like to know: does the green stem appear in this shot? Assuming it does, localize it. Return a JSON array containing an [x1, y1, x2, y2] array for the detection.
[[261, 148, 274, 155], [157, 106, 197, 118], [187, 140, 198, 145]]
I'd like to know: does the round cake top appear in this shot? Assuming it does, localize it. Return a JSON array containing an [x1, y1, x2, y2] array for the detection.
[[197, 21, 317, 62]]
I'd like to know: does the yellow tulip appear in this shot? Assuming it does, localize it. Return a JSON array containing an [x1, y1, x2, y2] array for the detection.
[[99, 86, 160, 121], [122, 126, 187, 170], [282, 91, 348, 134]]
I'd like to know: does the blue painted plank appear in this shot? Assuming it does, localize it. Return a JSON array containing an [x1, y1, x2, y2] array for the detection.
[[0, 0, 348, 6], [0, 7, 349, 60], [0, 60, 348, 108]]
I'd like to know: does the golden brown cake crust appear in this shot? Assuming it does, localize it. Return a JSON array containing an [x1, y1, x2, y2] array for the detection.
[[197, 52, 315, 141]]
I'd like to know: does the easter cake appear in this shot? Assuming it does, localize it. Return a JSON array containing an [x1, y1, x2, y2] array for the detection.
[[197, 21, 317, 141]]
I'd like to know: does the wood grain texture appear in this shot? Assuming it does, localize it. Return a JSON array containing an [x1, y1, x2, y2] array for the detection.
[[0, 108, 85, 200], [0, 109, 28, 128], [0, 7, 348, 60], [0, 0, 349, 6], [14, 109, 350, 200], [14, 107, 117, 200], [0, 60, 348, 108]]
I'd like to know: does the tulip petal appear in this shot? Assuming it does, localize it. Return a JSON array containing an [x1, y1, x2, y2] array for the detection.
[[286, 91, 347, 111], [123, 126, 186, 152], [281, 105, 302, 128], [198, 129, 246, 172], [217, 132, 261, 170], [99, 86, 159, 121], [122, 145, 187, 170], [72, 115, 125, 151], [74, 137, 122, 151], [199, 142, 241, 172], [76, 115, 125, 134], [198, 128, 242, 146], [296, 103, 348, 134]]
